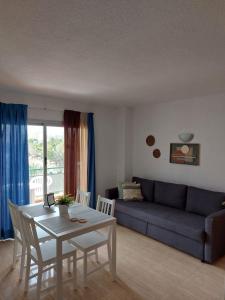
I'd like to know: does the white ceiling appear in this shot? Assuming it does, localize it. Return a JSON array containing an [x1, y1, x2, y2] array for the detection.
[[0, 1, 225, 106]]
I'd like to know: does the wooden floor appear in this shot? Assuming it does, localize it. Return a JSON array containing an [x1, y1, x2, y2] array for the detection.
[[0, 225, 225, 300]]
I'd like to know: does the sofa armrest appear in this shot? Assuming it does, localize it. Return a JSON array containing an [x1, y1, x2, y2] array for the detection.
[[105, 187, 118, 199], [205, 209, 225, 263]]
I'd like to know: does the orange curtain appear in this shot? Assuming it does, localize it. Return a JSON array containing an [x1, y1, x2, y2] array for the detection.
[[80, 113, 88, 191], [64, 110, 80, 197]]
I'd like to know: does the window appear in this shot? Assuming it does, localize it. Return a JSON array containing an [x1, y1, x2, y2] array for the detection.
[[28, 124, 64, 203]]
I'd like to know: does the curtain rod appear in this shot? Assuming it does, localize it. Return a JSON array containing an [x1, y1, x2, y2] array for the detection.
[[27, 106, 92, 114], [28, 106, 63, 112]]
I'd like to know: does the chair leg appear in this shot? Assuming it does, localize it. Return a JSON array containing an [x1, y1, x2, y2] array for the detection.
[[19, 245, 26, 281], [67, 257, 71, 274], [24, 254, 31, 293], [107, 242, 112, 273], [95, 249, 99, 264], [36, 266, 42, 300], [12, 239, 19, 268], [83, 252, 88, 288], [73, 253, 77, 290]]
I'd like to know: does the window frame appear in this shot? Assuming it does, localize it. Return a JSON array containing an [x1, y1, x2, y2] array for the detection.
[[28, 120, 64, 202]]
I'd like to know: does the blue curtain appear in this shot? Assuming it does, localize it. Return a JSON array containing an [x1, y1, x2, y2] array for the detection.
[[87, 113, 96, 208], [0, 103, 29, 239]]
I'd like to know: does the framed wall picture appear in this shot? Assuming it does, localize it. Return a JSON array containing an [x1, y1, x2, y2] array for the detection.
[[44, 193, 55, 207], [170, 143, 200, 165]]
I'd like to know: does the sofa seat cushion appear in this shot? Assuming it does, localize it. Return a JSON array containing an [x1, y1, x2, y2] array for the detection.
[[148, 204, 205, 242], [115, 199, 153, 221], [115, 200, 205, 242], [154, 181, 187, 209]]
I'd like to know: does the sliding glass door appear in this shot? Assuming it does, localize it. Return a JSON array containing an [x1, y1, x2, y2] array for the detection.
[[46, 126, 64, 196], [28, 125, 44, 203], [28, 124, 64, 203]]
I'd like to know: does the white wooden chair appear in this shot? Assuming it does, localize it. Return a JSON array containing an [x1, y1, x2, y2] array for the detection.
[[96, 196, 115, 216], [20, 212, 78, 300], [75, 190, 91, 207], [8, 200, 51, 280], [69, 195, 115, 287]]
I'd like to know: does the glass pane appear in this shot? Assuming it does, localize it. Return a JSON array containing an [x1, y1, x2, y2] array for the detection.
[[28, 125, 44, 203], [47, 126, 64, 198]]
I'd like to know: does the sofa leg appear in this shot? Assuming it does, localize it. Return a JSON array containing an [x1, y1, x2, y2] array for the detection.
[[201, 259, 209, 264]]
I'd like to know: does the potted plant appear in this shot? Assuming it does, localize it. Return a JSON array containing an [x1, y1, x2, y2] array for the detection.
[[56, 194, 74, 215]]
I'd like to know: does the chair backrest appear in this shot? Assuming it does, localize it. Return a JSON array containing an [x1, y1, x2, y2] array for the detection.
[[96, 196, 115, 216], [76, 190, 91, 207], [8, 199, 22, 239], [20, 213, 42, 261]]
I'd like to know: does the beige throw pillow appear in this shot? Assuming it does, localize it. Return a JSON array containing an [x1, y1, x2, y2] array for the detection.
[[122, 183, 143, 201], [118, 181, 136, 198]]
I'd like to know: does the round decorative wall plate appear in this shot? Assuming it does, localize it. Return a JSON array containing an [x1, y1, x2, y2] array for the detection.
[[146, 135, 155, 146], [153, 149, 161, 158]]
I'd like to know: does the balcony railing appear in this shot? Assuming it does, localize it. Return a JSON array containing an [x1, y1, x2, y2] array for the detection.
[[29, 167, 64, 202]]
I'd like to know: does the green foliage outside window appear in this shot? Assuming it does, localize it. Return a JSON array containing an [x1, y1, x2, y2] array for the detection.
[[29, 137, 64, 174]]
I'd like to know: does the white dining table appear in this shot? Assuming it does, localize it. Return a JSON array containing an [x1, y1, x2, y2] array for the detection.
[[19, 203, 117, 300]]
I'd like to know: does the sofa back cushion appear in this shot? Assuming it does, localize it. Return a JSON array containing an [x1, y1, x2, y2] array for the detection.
[[154, 181, 187, 209], [186, 186, 225, 216], [132, 177, 154, 202]]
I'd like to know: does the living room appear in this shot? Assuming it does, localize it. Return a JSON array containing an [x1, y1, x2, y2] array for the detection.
[[1, 1, 225, 300]]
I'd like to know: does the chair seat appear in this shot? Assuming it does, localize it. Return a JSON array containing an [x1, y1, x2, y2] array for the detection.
[[69, 231, 108, 251], [31, 239, 77, 264]]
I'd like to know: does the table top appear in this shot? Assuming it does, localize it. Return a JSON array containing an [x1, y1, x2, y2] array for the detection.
[[19, 203, 116, 240]]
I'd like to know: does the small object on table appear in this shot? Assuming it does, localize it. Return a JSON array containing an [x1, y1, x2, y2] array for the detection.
[[79, 218, 87, 223], [70, 217, 79, 222], [43, 193, 55, 207], [70, 217, 87, 223]]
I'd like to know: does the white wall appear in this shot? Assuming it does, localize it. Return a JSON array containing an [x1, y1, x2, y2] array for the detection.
[[3, 88, 224, 194], [132, 94, 225, 192], [0, 89, 121, 195], [116, 107, 133, 182]]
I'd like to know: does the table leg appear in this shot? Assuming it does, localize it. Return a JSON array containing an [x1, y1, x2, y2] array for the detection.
[[111, 222, 117, 281], [56, 238, 63, 300]]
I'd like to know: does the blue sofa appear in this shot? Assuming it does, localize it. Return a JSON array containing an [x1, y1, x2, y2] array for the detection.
[[106, 177, 225, 263]]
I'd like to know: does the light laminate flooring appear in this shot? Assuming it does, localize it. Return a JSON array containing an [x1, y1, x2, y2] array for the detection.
[[0, 225, 225, 300]]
